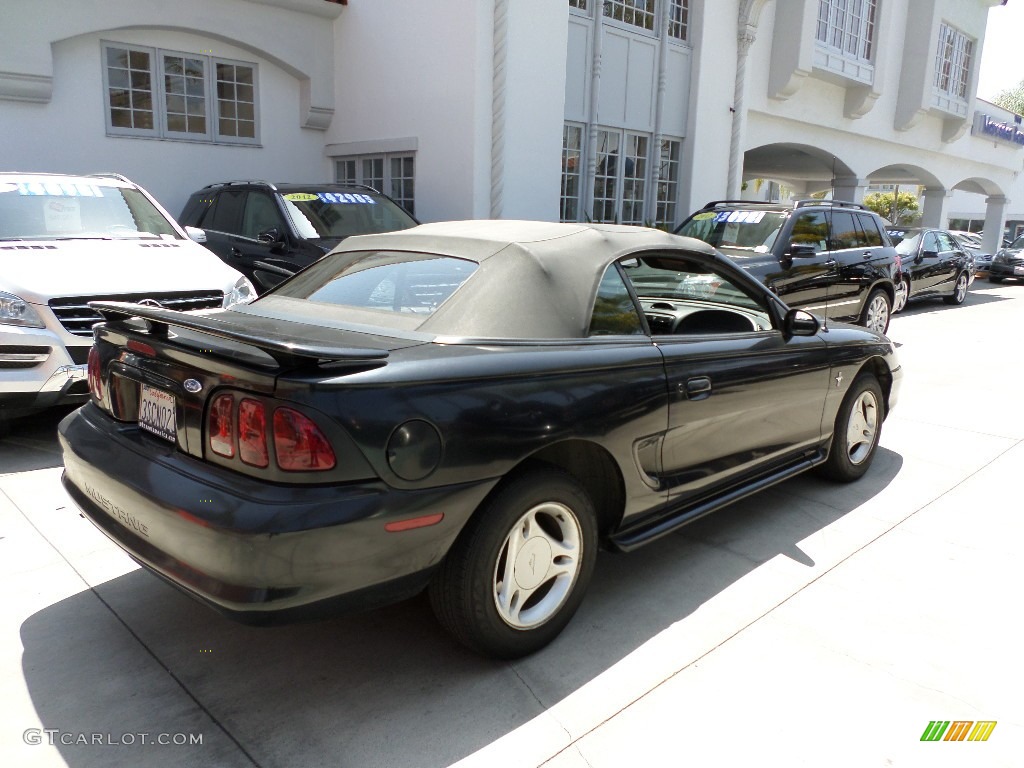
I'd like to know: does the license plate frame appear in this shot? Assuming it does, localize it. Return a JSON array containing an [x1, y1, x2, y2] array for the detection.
[[138, 384, 177, 443]]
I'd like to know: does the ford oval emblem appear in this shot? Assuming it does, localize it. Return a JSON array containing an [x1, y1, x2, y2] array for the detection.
[[184, 379, 202, 394]]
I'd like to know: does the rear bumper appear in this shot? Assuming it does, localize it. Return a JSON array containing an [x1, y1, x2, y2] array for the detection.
[[59, 404, 495, 621]]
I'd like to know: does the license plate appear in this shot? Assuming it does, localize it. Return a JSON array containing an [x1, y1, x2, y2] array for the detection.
[[139, 384, 176, 442]]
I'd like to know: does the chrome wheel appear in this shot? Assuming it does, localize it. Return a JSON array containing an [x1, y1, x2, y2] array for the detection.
[[893, 277, 909, 313], [493, 502, 583, 629], [947, 272, 968, 305], [846, 389, 879, 465], [863, 291, 891, 334]]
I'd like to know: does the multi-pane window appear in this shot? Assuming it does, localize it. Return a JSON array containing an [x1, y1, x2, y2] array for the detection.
[[655, 139, 680, 228], [621, 134, 648, 226], [334, 153, 416, 215], [815, 0, 877, 62], [668, 0, 690, 41], [593, 130, 621, 223], [561, 124, 583, 223], [103, 42, 257, 144], [216, 63, 256, 139], [934, 23, 973, 99], [560, 125, 682, 226], [569, 0, 588, 9], [603, 0, 656, 32]]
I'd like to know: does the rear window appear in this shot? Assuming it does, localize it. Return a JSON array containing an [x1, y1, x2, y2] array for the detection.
[[274, 250, 477, 317]]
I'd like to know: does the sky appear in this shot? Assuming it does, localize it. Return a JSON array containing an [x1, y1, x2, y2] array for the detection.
[[977, 1, 1024, 101]]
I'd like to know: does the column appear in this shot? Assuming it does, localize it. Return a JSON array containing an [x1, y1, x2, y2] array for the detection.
[[919, 188, 952, 229], [831, 176, 868, 205], [982, 195, 1009, 254]]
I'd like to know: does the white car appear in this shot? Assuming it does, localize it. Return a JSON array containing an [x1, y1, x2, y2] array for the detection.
[[1, 172, 255, 424]]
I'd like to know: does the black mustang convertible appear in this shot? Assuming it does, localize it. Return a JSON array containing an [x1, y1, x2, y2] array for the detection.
[[60, 221, 901, 658]]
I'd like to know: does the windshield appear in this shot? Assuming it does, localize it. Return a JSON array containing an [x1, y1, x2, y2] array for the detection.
[[1011, 235, 1024, 250], [280, 192, 416, 241], [0, 180, 179, 241], [676, 210, 787, 253]]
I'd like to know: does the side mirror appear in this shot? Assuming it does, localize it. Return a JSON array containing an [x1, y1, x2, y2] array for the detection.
[[921, 249, 938, 259], [257, 227, 285, 245], [184, 226, 207, 244], [784, 308, 820, 337], [788, 243, 817, 258]]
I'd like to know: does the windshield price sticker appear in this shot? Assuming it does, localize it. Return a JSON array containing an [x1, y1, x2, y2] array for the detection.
[[139, 385, 176, 442], [316, 192, 377, 205], [15, 182, 105, 197], [282, 193, 320, 202], [714, 210, 765, 224]]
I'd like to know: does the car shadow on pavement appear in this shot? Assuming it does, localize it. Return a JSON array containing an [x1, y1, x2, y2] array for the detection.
[[0, 407, 76, 473], [895, 286, 1009, 319], [19, 448, 903, 768]]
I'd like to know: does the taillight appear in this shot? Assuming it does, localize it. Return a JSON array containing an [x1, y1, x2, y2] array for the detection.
[[87, 346, 102, 400], [273, 407, 336, 471], [208, 394, 235, 458], [238, 398, 269, 467]]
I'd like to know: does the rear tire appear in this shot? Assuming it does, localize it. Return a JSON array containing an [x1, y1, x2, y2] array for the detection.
[[988, 275, 1003, 284], [818, 373, 884, 483], [892, 277, 910, 314], [429, 467, 598, 659], [859, 289, 891, 334], [944, 271, 969, 305]]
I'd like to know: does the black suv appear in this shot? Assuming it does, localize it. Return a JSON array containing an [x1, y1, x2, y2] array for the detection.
[[675, 200, 898, 334], [180, 181, 418, 293]]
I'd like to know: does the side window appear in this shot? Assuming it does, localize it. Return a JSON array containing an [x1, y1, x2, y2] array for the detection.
[[829, 211, 865, 249], [620, 254, 774, 335], [789, 211, 828, 252], [858, 213, 884, 246], [922, 231, 940, 254], [588, 265, 644, 336], [207, 190, 245, 234], [241, 192, 285, 240]]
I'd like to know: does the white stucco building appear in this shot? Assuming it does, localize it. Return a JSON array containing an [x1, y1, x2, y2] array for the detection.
[[1, 0, 1020, 253]]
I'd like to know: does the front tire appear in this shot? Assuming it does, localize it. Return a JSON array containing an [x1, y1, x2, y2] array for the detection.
[[860, 289, 892, 334], [944, 271, 969, 305], [429, 467, 598, 659], [818, 373, 884, 482]]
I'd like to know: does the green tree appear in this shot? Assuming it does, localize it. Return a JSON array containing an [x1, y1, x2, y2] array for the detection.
[[993, 80, 1024, 116], [863, 191, 919, 225]]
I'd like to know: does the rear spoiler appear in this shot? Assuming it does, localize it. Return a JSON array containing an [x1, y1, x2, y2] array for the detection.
[[90, 301, 389, 368]]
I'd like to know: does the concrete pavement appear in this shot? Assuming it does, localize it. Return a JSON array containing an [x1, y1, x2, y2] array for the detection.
[[2, 281, 1022, 767]]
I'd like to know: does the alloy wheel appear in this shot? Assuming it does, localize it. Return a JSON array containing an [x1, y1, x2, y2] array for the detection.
[[492, 501, 583, 630], [846, 389, 879, 465]]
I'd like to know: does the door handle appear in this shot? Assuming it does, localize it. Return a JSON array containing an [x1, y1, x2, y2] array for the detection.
[[862, 250, 873, 259], [230, 246, 242, 258], [683, 376, 712, 400]]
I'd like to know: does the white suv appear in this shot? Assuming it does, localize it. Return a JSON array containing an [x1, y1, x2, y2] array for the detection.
[[1, 172, 255, 424]]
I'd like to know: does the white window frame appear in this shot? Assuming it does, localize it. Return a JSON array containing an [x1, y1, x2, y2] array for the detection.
[[603, 0, 657, 35], [101, 41, 259, 145], [654, 138, 681, 229], [334, 152, 416, 216], [560, 123, 585, 223], [667, 0, 690, 42], [568, 0, 590, 13], [813, 0, 877, 84], [934, 22, 973, 102]]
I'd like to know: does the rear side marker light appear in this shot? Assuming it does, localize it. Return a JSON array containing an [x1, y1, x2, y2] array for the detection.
[[273, 407, 336, 471], [209, 394, 235, 458], [384, 513, 445, 533], [87, 346, 102, 400], [238, 398, 269, 468]]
